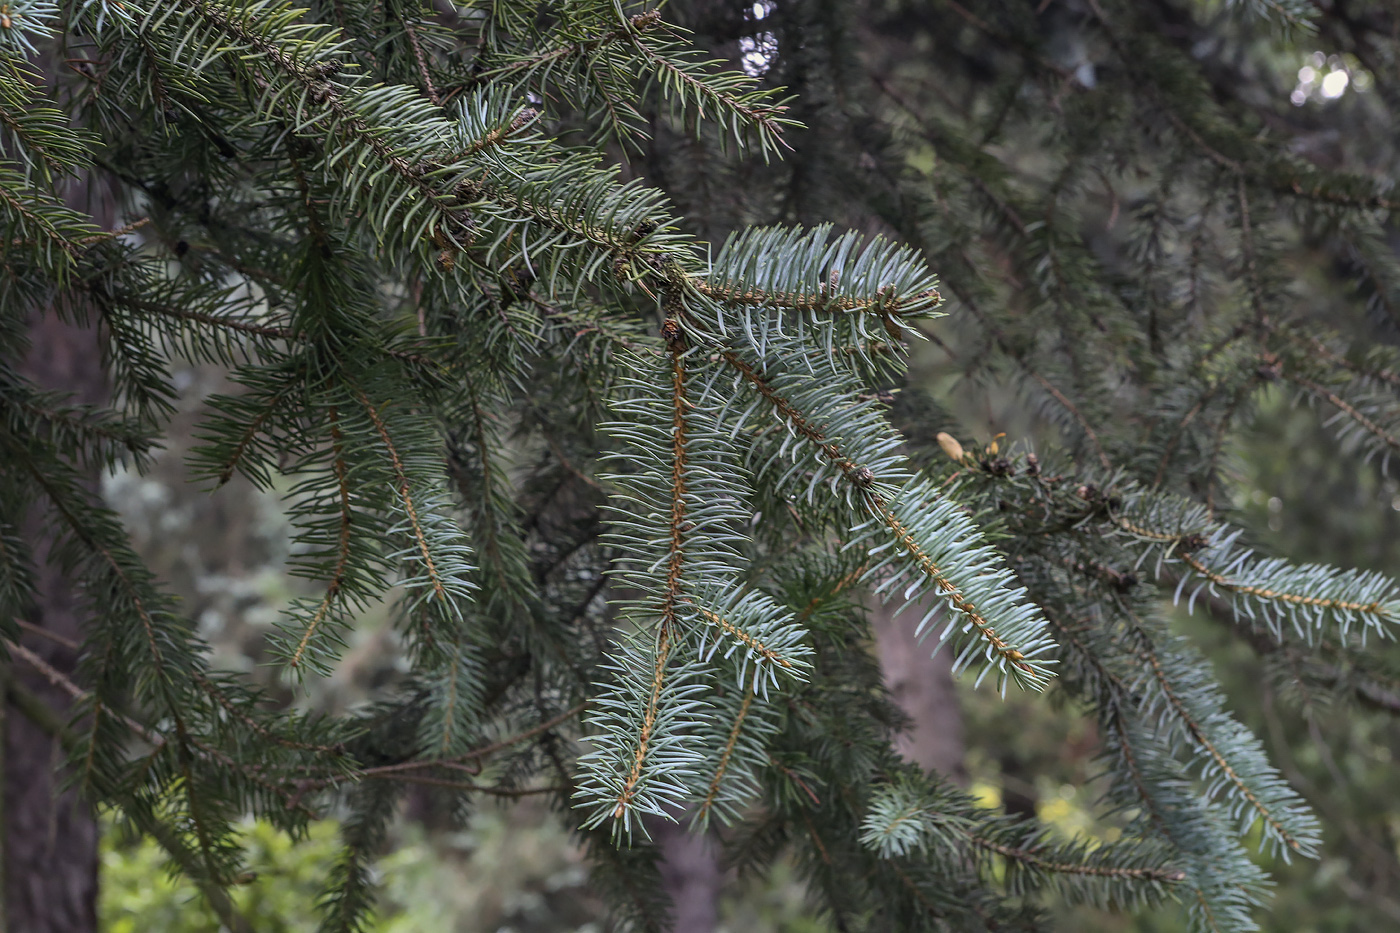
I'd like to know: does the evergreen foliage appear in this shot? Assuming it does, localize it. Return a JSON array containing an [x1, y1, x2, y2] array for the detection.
[[3, 0, 1399, 931]]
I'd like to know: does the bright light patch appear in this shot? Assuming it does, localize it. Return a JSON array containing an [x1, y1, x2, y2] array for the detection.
[[739, 34, 778, 76], [1320, 69, 1349, 99], [1291, 51, 1366, 105], [740, 1, 778, 76]]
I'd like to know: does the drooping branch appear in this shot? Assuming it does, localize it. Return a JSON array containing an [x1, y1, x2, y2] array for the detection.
[[289, 406, 354, 671], [612, 321, 689, 818], [356, 389, 448, 605], [722, 350, 1042, 681]]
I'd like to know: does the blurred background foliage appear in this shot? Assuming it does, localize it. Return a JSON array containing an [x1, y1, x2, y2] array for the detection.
[[94, 0, 1400, 929], [100, 809, 599, 933]]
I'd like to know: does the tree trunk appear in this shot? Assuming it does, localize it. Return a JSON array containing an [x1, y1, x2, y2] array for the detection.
[[870, 597, 966, 781], [648, 815, 722, 933], [6, 542, 100, 933], [4, 148, 115, 929], [7, 312, 106, 933]]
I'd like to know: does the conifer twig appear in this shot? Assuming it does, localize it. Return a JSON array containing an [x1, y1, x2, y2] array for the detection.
[[4, 681, 255, 933], [1285, 372, 1400, 454], [1128, 622, 1305, 853], [970, 835, 1185, 883], [396, 12, 441, 106], [722, 351, 1039, 679], [1178, 554, 1387, 616], [289, 405, 353, 671], [695, 690, 754, 821], [344, 703, 587, 783], [355, 390, 448, 604], [612, 325, 689, 819], [691, 279, 940, 322]]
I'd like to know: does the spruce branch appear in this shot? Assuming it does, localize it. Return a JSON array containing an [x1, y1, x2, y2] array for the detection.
[[695, 688, 754, 824], [722, 350, 1054, 690], [1178, 552, 1393, 620], [211, 373, 302, 488], [969, 835, 1183, 885], [357, 389, 451, 607], [1047, 617, 1275, 928], [694, 606, 796, 670], [6, 0, 1386, 925], [1270, 325, 1400, 392], [12, 447, 175, 680], [287, 406, 353, 672], [694, 562, 864, 829], [1127, 618, 1316, 856], [344, 703, 587, 783], [394, 8, 440, 106], [861, 775, 1184, 908], [1098, 483, 1400, 641], [690, 225, 944, 358], [1285, 369, 1400, 461], [479, 9, 665, 81], [0, 59, 97, 180], [4, 638, 159, 744], [606, 328, 689, 826], [615, 14, 793, 156]]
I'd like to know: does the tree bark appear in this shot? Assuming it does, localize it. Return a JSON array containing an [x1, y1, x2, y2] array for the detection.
[[870, 597, 966, 781], [5, 149, 115, 930], [648, 815, 723, 933], [6, 313, 106, 933]]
